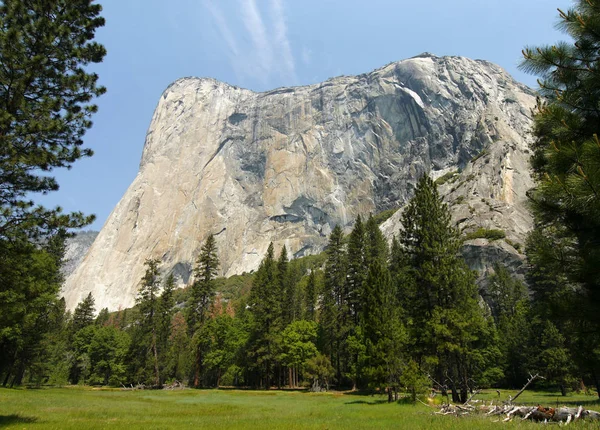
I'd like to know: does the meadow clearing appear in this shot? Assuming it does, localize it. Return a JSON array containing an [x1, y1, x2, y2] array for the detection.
[[1, 387, 599, 429]]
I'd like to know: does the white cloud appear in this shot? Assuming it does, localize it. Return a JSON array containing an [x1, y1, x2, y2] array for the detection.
[[269, 0, 297, 83], [204, 0, 240, 58], [240, 0, 273, 84], [204, 0, 297, 87]]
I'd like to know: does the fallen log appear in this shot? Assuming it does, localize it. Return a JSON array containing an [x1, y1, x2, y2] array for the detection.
[[506, 373, 542, 405], [436, 401, 600, 424]]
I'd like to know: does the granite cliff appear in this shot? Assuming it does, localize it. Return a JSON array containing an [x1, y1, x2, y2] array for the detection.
[[64, 54, 536, 311]]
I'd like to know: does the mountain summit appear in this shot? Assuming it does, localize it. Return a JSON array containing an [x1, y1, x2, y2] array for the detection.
[[64, 54, 535, 311]]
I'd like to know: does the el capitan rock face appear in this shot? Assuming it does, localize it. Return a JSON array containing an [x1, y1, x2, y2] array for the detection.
[[64, 54, 536, 311]]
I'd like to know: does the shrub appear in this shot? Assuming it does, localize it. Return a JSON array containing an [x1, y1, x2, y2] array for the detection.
[[464, 228, 506, 241]]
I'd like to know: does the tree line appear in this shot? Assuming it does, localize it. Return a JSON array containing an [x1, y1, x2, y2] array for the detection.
[[2, 175, 597, 403]]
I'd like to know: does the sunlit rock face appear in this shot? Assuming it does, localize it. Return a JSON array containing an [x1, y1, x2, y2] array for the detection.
[[63, 54, 536, 311]]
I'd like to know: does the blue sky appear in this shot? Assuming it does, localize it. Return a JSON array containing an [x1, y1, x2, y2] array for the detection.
[[39, 0, 573, 231]]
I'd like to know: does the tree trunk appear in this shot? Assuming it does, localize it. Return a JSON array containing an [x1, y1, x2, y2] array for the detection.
[[194, 351, 201, 388], [152, 329, 160, 386], [288, 367, 293, 388], [592, 369, 600, 400]]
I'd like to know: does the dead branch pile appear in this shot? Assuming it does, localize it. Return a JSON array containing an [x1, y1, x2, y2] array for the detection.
[[436, 401, 600, 423], [434, 373, 600, 424], [163, 380, 185, 390], [486, 404, 600, 423]]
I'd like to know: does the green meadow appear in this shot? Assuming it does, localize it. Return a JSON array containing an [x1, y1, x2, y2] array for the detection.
[[1, 388, 599, 429]]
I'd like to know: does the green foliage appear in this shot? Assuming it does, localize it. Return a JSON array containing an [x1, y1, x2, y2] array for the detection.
[[400, 175, 491, 402], [279, 320, 318, 372], [0, 237, 66, 387], [470, 148, 489, 163], [320, 225, 346, 379], [305, 353, 335, 391], [371, 208, 399, 225], [399, 360, 430, 402], [521, 1, 600, 328], [200, 313, 245, 387], [87, 326, 130, 386], [485, 265, 531, 388], [464, 228, 506, 241], [187, 234, 219, 332], [361, 261, 406, 393], [0, 0, 106, 240], [346, 215, 366, 324], [434, 170, 459, 186], [246, 243, 281, 387], [164, 312, 190, 384], [504, 238, 522, 252], [71, 292, 96, 333], [531, 320, 576, 396], [454, 195, 466, 205]]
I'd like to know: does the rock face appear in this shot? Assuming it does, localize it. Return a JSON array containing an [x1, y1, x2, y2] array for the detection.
[[62, 231, 98, 278], [64, 54, 536, 311]]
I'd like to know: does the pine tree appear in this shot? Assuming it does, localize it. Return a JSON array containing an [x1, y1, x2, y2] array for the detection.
[[365, 214, 389, 267], [521, 2, 600, 389], [0, 0, 106, 240], [320, 225, 347, 384], [135, 259, 162, 386], [247, 243, 280, 387], [158, 274, 175, 381], [72, 292, 96, 333], [486, 264, 531, 388], [400, 175, 487, 403], [0, 0, 105, 387], [304, 270, 318, 321], [187, 234, 219, 332], [361, 260, 406, 396], [165, 312, 190, 383], [346, 215, 366, 325], [186, 234, 219, 387], [95, 308, 110, 327], [278, 246, 291, 325]]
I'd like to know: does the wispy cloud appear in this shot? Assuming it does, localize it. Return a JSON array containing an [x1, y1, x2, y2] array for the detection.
[[269, 0, 297, 83], [204, 0, 297, 87], [204, 0, 240, 58]]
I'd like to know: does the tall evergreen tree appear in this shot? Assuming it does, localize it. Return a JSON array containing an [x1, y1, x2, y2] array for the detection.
[[187, 234, 219, 387], [0, 0, 105, 386], [520, 2, 600, 395], [247, 243, 280, 387], [135, 259, 162, 386], [400, 175, 488, 402], [165, 312, 190, 384], [346, 215, 366, 324], [72, 292, 96, 334], [486, 264, 532, 388], [0, 0, 106, 240], [320, 225, 347, 384], [278, 246, 292, 325], [365, 214, 389, 267], [187, 234, 219, 332], [158, 274, 175, 380], [304, 270, 318, 321]]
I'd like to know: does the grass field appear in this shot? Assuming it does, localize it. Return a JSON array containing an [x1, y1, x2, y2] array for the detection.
[[0, 387, 599, 429]]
